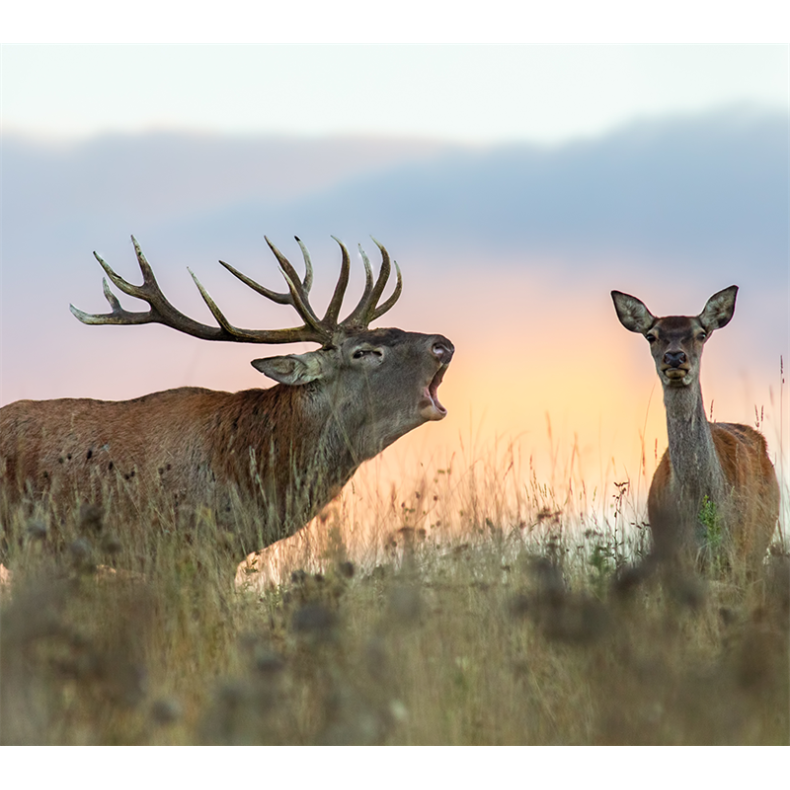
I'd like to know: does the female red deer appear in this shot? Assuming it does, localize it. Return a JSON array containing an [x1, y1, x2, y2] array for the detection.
[[0, 236, 453, 561], [611, 286, 779, 573]]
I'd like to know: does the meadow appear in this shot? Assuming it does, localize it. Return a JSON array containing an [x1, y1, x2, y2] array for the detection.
[[1, 430, 787, 746], [2, 47, 787, 751]]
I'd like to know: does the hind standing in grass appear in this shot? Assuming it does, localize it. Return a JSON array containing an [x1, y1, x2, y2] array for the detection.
[[611, 285, 779, 572]]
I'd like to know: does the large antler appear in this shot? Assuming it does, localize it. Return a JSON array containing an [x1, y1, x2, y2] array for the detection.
[[70, 235, 403, 346]]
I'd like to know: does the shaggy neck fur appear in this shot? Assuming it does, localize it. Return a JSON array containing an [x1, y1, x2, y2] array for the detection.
[[206, 382, 377, 543]]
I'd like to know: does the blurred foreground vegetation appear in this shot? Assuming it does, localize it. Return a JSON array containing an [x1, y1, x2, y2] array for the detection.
[[1, 449, 788, 745]]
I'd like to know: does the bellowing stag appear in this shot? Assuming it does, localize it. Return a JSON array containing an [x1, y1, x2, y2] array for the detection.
[[0, 236, 453, 561]]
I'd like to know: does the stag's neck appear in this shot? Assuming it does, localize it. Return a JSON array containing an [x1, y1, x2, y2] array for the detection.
[[662, 381, 726, 505], [211, 384, 369, 526]]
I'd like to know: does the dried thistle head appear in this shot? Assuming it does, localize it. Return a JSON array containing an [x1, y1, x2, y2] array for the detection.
[[78, 503, 103, 534]]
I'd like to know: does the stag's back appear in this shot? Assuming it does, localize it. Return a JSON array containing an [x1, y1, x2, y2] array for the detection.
[[1, 389, 240, 505], [0, 382, 363, 537]]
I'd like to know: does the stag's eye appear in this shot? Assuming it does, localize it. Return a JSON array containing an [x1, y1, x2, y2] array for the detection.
[[353, 348, 382, 360], [646, 334, 657, 344], [697, 332, 707, 342]]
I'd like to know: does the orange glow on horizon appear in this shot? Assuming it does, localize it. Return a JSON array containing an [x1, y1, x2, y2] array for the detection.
[[3, 263, 786, 536]]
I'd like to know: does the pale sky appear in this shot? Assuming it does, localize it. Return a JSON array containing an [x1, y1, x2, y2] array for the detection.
[[2, 45, 787, 145], [1, 28, 788, 513]]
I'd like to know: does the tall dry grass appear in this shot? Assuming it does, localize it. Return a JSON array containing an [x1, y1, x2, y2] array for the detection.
[[1, 421, 787, 746]]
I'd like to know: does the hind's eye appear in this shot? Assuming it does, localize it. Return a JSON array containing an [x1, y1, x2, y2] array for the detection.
[[697, 332, 707, 342], [646, 334, 657, 344]]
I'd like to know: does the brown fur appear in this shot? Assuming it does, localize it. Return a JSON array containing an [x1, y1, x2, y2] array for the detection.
[[1, 237, 455, 565], [1, 328, 454, 559], [649, 422, 780, 567], [612, 286, 780, 571]]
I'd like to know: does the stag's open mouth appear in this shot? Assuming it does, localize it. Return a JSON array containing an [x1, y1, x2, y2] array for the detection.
[[420, 364, 448, 421]]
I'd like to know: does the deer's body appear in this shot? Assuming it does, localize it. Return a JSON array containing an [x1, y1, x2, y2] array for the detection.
[[3, 385, 366, 545], [648, 406, 779, 567], [612, 287, 779, 569], [0, 238, 453, 560]]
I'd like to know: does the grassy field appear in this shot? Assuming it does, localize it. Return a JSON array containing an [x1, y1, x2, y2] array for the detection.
[[1, 437, 788, 746]]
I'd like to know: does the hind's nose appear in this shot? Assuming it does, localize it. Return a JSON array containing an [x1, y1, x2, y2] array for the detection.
[[663, 351, 687, 368]]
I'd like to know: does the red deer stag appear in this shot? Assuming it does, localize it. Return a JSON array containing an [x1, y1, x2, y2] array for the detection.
[[611, 286, 779, 572], [0, 236, 453, 560]]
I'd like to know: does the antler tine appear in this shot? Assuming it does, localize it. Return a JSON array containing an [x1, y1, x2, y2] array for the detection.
[[219, 236, 314, 304], [71, 238, 227, 338], [338, 243, 375, 327], [366, 237, 392, 319], [184, 272, 328, 341], [188, 268, 238, 336], [359, 243, 375, 296], [294, 236, 314, 294], [264, 237, 323, 334], [358, 244, 375, 304], [89, 241, 150, 302], [70, 238, 176, 327], [69, 275, 151, 326], [322, 236, 351, 327], [101, 276, 123, 312], [218, 259, 292, 305], [371, 259, 402, 322], [340, 239, 400, 328]]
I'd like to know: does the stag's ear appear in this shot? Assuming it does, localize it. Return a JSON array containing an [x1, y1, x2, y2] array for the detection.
[[251, 352, 327, 385], [699, 285, 738, 332], [611, 291, 655, 334]]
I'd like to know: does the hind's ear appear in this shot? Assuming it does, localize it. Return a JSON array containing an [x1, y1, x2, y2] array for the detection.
[[699, 285, 738, 332], [611, 291, 655, 334]]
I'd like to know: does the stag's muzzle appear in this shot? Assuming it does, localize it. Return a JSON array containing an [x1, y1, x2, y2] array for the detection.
[[421, 335, 454, 421]]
